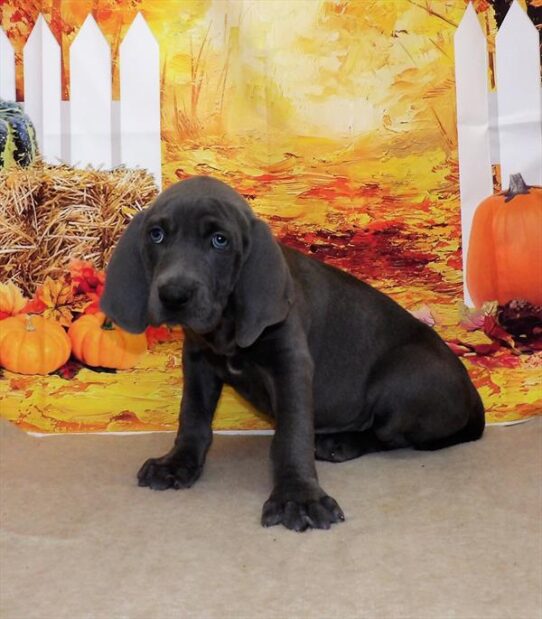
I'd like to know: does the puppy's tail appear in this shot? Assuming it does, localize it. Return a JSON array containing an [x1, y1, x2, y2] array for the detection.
[[416, 395, 485, 452]]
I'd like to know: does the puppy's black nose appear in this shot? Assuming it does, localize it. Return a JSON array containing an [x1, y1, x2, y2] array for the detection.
[[158, 282, 196, 309]]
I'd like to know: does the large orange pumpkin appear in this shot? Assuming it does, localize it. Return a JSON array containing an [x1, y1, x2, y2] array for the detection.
[[0, 314, 71, 374], [68, 312, 147, 369], [467, 173, 542, 307]]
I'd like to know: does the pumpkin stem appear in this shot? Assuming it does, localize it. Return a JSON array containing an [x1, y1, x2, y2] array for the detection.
[[102, 318, 115, 330], [25, 314, 36, 332], [505, 173, 530, 202]]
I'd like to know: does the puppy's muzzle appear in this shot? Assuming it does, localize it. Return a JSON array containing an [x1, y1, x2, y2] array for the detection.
[[158, 278, 198, 310]]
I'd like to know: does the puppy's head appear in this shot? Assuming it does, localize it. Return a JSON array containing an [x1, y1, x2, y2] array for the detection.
[[100, 176, 293, 347]]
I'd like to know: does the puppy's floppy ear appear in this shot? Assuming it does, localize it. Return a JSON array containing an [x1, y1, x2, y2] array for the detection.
[[100, 211, 150, 334], [234, 219, 294, 348]]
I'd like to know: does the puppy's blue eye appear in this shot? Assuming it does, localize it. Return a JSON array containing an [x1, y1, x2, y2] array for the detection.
[[149, 226, 165, 244], [211, 233, 229, 250]]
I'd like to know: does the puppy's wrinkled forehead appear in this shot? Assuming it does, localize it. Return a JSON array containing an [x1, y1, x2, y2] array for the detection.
[[150, 176, 253, 228]]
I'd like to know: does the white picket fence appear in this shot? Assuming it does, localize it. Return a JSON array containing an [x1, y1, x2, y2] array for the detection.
[[0, 13, 161, 187], [455, 1, 542, 306]]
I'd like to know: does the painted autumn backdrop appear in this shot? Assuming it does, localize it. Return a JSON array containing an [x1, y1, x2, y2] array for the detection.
[[1, 0, 541, 432]]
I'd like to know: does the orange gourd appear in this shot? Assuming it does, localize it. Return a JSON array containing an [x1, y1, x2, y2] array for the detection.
[[0, 282, 27, 318], [68, 312, 147, 369], [0, 314, 71, 374], [467, 173, 542, 307]]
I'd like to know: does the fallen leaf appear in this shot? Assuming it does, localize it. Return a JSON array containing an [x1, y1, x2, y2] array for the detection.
[[146, 325, 177, 348], [35, 275, 76, 327], [483, 315, 514, 348], [459, 306, 485, 332], [446, 339, 501, 357], [20, 297, 47, 315], [39, 275, 74, 307], [55, 358, 83, 380], [410, 304, 436, 327], [9, 377, 33, 391]]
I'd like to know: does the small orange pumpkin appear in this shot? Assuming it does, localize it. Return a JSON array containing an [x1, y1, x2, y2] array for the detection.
[[0, 314, 71, 375], [0, 282, 27, 319], [68, 312, 147, 369], [467, 173, 542, 307]]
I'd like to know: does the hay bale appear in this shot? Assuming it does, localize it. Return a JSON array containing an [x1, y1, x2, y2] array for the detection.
[[0, 161, 158, 295]]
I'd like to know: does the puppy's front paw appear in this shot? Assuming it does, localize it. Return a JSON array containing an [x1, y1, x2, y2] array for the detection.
[[137, 453, 202, 490], [261, 492, 345, 532]]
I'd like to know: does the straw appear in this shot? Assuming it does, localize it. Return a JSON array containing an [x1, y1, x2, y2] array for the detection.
[[0, 160, 158, 295]]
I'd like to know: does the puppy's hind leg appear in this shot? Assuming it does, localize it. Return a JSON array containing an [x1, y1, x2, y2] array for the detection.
[[314, 429, 390, 462], [366, 342, 484, 453]]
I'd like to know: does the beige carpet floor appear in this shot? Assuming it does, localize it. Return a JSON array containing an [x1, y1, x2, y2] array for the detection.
[[1, 418, 541, 619]]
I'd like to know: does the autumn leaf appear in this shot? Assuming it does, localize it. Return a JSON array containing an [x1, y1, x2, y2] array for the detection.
[[44, 305, 74, 327], [459, 301, 497, 332], [70, 297, 96, 315], [409, 304, 436, 327], [146, 325, 178, 348], [36, 275, 76, 327], [82, 299, 102, 315], [446, 340, 471, 356], [466, 0, 492, 12], [459, 308, 485, 332], [19, 297, 47, 315], [68, 261, 106, 316], [483, 315, 515, 349], [446, 339, 501, 357], [468, 353, 522, 370], [55, 358, 83, 380], [70, 260, 105, 296], [9, 376, 33, 391], [39, 275, 74, 307]]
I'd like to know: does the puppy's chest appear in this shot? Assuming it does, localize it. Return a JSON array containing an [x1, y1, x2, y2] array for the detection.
[[205, 350, 272, 410], [209, 351, 258, 382]]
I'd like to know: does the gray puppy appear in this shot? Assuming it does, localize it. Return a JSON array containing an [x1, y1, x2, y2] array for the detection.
[[101, 176, 484, 532]]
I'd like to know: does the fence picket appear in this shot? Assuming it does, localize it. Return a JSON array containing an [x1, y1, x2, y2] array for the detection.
[[119, 13, 161, 187], [496, 0, 542, 188], [454, 3, 493, 307], [0, 27, 16, 101], [70, 14, 112, 168], [23, 14, 62, 164]]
